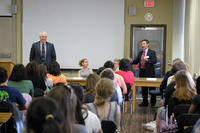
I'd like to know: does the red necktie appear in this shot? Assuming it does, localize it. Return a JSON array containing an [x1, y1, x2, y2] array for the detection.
[[141, 50, 145, 69]]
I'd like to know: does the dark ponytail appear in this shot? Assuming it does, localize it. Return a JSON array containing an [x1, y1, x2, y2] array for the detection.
[[42, 117, 62, 133], [27, 97, 64, 133]]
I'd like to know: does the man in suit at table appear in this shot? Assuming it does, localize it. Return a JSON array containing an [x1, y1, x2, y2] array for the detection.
[[29, 32, 56, 66], [131, 39, 157, 107]]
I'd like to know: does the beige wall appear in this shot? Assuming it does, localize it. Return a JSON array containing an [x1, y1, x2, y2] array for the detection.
[[124, 0, 173, 71], [1, 0, 174, 73], [0, 17, 16, 63]]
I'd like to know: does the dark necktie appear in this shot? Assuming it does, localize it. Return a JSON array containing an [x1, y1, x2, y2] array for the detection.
[[141, 50, 145, 69], [41, 43, 46, 64]]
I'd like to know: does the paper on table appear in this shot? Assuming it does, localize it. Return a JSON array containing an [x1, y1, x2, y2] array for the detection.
[[72, 77, 84, 79], [146, 78, 157, 81]]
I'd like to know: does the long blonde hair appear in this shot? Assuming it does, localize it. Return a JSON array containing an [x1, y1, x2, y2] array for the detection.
[[173, 70, 196, 100], [94, 78, 114, 106]]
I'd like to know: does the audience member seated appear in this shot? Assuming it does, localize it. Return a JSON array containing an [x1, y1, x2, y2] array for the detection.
[[100, 68, 122, 104], [8, 64, 34, 96], [159, 58, 181, 103], [38, 64, 53, 89], [78, 58, 93, 78], [156, 70, 196, 133], [0, 66, 28, 109], [164, 61, 187, 107], [189, 94, 200, 114], [113, 58, 120, 72], [196, 76, 200, 94], [96, 67, 105, 75], [84, 74, 100, 103], [115, 58, 135, 99], [48, 85, 88, 133], [167, 60, 187, 85], [104, 60, 127, 94], [26, 97, 64, 133], [86, 78, 121, 130], [47, 61, 67, 85], [26, 61, 46, 94], [70, 82, 103, 133]]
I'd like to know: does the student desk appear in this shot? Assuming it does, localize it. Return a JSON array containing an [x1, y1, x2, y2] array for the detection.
[[132, 78, 163, 112]]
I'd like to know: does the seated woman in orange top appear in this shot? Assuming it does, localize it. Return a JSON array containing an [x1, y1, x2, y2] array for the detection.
[[47, 61, 67, 85]]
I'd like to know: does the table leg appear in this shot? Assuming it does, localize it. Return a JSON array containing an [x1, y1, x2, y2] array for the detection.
[[132, 85, 136, 113]]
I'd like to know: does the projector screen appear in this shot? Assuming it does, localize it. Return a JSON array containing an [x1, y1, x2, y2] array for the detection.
[[23, 0, 124, 69]]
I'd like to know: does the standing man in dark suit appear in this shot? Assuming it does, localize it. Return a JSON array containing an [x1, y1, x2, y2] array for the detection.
[[131, 39, 157, 107], [29, 32, 56, 66]]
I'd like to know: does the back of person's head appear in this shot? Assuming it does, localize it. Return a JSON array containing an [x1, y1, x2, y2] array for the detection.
[[79, 58, 87, 67], [26, 97, 63, 133], [119, 58, 131, 71], [70, 82, 85, 125], [70, 82, 84, 102], [172, 58, 181, 65], [26, 61, 38, 75], [9, 64, 27, 82], [0, 66, 8, 84], [47, 85, 76, 133], [48, 61, 61, 76], [38, 64, 47, 81], [94, 78, 114, 106], [104, 60, 114, 70], [85, 74, 100, 94], [173, 70, 196, 100], [96, 67, 105, 75], [100, 68, 114, 80], [114, 58, 120, 63], [171, 61, 186, 74]]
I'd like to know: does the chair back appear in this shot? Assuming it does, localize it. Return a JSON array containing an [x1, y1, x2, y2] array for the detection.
[[101, 120, 117, 133], [173, 104, 190, 119], [125, 83, 132, 101], [0, 101, 24, 133]]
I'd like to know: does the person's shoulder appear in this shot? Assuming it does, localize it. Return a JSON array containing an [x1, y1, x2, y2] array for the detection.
[[32, 41, 40, 45], [22, 80, 33, 84], [4, 85, 19, 92], [148, 49, 156, 53], [46, 41, 54, 46], [193, 94, 200, 101], [73, 124, 88, 133]]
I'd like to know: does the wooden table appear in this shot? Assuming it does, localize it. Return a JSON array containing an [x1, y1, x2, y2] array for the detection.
[[132, 78, 162, 112], [67, 77, 86, 86]]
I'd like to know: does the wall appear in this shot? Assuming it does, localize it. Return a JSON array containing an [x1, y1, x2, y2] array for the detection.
[[184, 0, 200, 74], [1, 0, 174, 73], [172, 0, 185, 61], [124, 0, 173, 71]]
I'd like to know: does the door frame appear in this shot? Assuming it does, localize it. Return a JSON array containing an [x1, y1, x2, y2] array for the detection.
[[130, 24, 167, 76]]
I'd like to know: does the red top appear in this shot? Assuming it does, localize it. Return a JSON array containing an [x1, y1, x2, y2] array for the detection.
[[115, 70, 135, 88]]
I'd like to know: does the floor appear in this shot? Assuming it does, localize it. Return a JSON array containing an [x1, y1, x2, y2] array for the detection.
[[121, 87, 160, 133]]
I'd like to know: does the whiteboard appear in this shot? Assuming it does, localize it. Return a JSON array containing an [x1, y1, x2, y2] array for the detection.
[[23, 0, 124, 69], [0, 0, 12, 16]]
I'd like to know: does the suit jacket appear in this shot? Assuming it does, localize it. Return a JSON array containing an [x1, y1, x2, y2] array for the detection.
[[132, 49, 157, 77], [29, 41, 56, 65]]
